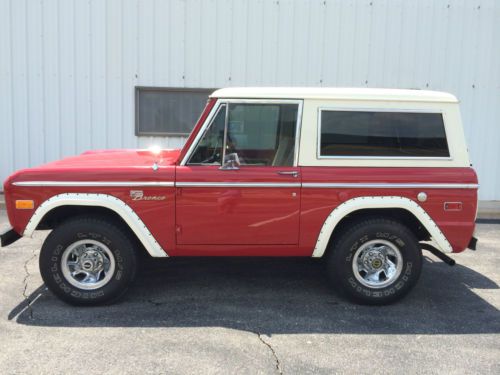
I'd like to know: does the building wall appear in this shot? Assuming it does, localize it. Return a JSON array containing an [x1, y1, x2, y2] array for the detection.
[[0, 0, 499, 199]]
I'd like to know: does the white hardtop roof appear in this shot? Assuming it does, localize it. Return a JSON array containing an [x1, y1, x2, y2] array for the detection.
[[211, 87, 458, 103]]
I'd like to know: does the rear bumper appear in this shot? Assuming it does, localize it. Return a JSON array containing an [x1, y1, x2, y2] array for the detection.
[[0, 227, 21, 247], [468, 236, 478, 250]]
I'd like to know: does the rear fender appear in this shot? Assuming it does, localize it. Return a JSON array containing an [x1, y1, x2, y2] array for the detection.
[[312, 196, 453, 257]]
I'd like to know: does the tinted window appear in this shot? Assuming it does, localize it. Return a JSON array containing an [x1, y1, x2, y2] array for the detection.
[[136, 87, 214, 135], [226, 103, 298, 166], [188, 105, 226, 165], [319, 110, 450, 157]]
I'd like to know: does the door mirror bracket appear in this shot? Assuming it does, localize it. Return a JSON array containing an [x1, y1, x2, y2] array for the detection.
[[220, 153, 241, 170]]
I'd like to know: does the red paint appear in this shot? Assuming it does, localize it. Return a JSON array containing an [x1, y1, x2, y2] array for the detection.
[[3, 124, 478, 256], [3, 149, 178, 251], [175, 166, 300, 247], [299, 167, 478, 253]]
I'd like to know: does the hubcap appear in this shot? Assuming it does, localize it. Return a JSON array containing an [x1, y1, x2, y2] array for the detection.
[[352, 239, 403, 289], [61, 239, 116, 290]]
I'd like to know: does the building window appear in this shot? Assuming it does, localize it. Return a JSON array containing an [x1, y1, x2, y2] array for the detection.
[[319, 109, 450, 158], [135, 87, 214, 136]]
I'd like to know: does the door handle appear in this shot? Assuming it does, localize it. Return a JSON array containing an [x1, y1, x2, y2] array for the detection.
[[277, 171, 299, 177]]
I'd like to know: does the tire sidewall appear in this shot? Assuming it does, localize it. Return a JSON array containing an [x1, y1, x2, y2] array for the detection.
[[40, 219, 136, 305], [331, 221, 422, 304]]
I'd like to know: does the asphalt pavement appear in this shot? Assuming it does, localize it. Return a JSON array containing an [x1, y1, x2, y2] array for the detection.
[[0, 211, 499, 374]]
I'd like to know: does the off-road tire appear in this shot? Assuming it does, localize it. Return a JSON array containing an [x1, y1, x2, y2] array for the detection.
[[39, 216, 137, 306], [326, 217, 422, 305]]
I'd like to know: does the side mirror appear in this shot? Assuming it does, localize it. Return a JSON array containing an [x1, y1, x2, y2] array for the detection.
[[220, 153, 240, 170]]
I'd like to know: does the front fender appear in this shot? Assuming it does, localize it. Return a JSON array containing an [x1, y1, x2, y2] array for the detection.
[[23, 193, 168, 257]]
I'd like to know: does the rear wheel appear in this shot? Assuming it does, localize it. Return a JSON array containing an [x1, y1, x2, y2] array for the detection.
[[326, 218, 422, 305], [39, 216, 137, 305]]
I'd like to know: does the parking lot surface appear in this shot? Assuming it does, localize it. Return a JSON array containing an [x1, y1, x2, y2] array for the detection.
[[0, 211, 499, 374]]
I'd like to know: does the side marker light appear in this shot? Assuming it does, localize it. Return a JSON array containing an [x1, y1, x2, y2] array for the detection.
[[15, 200, 34, 210]]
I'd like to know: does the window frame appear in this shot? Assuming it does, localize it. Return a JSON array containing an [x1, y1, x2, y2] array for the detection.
[[181, 99, 304, 167], [186, 103, 227, 166], [135, 86, 215, 136], [316, 107, 452, 160]]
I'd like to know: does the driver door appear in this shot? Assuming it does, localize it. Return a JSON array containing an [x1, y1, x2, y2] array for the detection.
[[175, 100, 302, 246]]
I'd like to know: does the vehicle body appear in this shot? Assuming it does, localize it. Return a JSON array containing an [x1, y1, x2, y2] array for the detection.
[[1, 87, 478, 305]]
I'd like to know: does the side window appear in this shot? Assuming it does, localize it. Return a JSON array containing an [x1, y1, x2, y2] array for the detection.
[[226, 103, 298, 166], [188, 105, 226, 165], [319, 110, 450, 158]]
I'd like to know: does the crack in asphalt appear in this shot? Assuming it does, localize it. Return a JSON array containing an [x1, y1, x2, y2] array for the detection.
[[144, 298, 283, 372], [21, 248, 38, 320], [145, 298, 283, 373], [256, 332, 283, 374], [147, 299, 163, 306]]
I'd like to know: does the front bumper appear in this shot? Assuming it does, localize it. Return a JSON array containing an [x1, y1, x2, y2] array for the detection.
[[0, 227, 21, 247]]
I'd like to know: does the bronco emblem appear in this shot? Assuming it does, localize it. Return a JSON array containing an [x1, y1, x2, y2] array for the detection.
[[130, 190, 166, 201]]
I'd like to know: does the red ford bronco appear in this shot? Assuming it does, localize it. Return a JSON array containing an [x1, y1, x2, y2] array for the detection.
[[1, 88, 478, 305]]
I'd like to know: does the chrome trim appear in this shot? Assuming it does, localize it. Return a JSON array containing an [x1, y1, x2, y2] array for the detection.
[[443, 201, 463, 211], [302, 183, 479, 189], [222, 98, 303, 104], [294, 100, 304, 167], [13, 181, 175, 187], [352, 239, 403, 289], [277, 171, 299, 177], [176, 182, 301, 188], [13, 181, 478, 190], [417, 192, 428, 202], [61, 239, 116, 290], [187, 103, 227, 166], [180, 101, 223, 166], [221, 103, 229, 167], [316, 155, 454, 161], [316, 107, 453, 161]]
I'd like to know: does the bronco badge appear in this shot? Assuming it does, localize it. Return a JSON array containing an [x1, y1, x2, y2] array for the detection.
[[130, 190, 166, 201]]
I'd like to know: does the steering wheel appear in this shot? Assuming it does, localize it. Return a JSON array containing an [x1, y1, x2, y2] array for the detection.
[[200, 135, 222, 164]]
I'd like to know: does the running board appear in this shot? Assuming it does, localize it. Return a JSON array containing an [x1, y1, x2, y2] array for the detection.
[[421, 243, 456, 266]]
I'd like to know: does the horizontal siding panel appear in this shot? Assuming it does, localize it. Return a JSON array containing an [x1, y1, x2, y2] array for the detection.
[[0, 0, 498, 199], [0, 0, 15, 175]]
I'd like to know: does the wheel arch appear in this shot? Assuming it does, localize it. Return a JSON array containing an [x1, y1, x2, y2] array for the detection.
[[24, 193, 168, 257], [312, 196, 452, 257]]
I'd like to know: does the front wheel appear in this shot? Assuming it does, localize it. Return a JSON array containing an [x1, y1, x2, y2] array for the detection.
[[39, 216, 137, 305], [326, 218, 422, 305]]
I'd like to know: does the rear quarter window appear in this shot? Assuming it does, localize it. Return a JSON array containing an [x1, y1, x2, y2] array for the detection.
[[319, 110, 450, 158]]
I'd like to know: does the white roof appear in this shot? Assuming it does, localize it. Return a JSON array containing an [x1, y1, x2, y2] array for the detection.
[[211, 87, 458, 103]]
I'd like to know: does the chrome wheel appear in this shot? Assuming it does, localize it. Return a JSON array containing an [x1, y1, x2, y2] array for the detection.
[[61, 239, 116, 290], [352, 239, 403, 289]]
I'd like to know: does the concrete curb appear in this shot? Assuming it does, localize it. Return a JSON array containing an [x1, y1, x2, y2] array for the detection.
[[477, 201, 500, 220], [0, 193, 498, 219]]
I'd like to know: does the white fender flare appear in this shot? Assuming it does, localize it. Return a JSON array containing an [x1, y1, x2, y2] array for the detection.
[[311, 196, 453, 257], [23, 193, 168, 257]]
